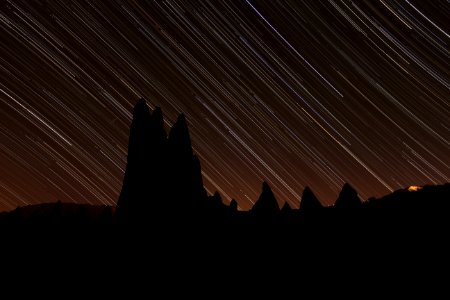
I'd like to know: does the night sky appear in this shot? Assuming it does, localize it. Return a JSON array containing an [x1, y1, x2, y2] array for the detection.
[[0, 0, 448, 212]]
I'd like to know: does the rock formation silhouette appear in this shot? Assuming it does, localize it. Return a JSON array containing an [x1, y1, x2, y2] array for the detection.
[[334, 183, 362, 209], [281, 202, 292, 213], [0, 99, 449, 246], [251, 181, 280, 217], [115, 99, 207, 226], [0, 100, 449, 290], [115, 99, 166, 224], [299, 186, 323, 213], [166, 114, 207, 211], [229, 199, 238, 212]]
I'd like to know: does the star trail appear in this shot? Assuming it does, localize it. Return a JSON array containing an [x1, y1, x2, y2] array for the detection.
[[0, 0, 448, 211]]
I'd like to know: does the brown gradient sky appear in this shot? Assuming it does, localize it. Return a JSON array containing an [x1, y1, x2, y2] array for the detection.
[[0, 0, 449, 211]]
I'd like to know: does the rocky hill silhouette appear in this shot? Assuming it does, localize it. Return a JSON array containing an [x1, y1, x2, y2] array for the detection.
[[1, 99, 449, 290], [115, 99, 207, 227], [0, 99, 449, 241]]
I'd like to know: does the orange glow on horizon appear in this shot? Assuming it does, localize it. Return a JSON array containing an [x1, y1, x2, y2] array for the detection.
[[408, 186, 423, 192]]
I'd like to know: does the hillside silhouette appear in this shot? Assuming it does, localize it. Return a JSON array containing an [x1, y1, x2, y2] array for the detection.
[[0, 99, 449, 241], [2, 98, 449, 291]]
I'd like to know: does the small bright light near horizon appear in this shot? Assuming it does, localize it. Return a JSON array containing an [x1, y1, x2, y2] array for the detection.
[[408, 185, 423, 192]]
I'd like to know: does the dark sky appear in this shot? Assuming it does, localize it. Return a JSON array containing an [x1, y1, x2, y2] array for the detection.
[[0, 0, 448, 211]]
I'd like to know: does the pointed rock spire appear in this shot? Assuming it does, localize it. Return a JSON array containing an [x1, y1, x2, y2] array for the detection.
[[133, 98, 150, 119], [229, 199, 238, 212], [127, 98, 152, 158], [116, 99, 154, 223], [168, 113, 193, 157], [151, 106, 164, 126], [211, 191, 222, 205], [150, 106, 167, 143], [251, 181, 280, 215], [281, 202, 292, 213], [334, 183, 362, 209], [299, 186, 323, 213]]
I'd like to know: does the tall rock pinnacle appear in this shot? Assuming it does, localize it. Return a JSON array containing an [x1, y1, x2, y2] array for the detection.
[[251, 181, 280, 216], [168, 114, 193, 158], [299, 186, 323, 213], [116, 99, 206, 225], [334, 183, 362, 209]]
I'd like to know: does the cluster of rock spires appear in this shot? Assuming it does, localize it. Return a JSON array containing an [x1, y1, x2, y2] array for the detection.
[[115, 99, 363, 225], [1, 99, 449, 233], [1, 104, 447, 289], [112, 99, 448, 229], [115, 99, 207, 224]]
